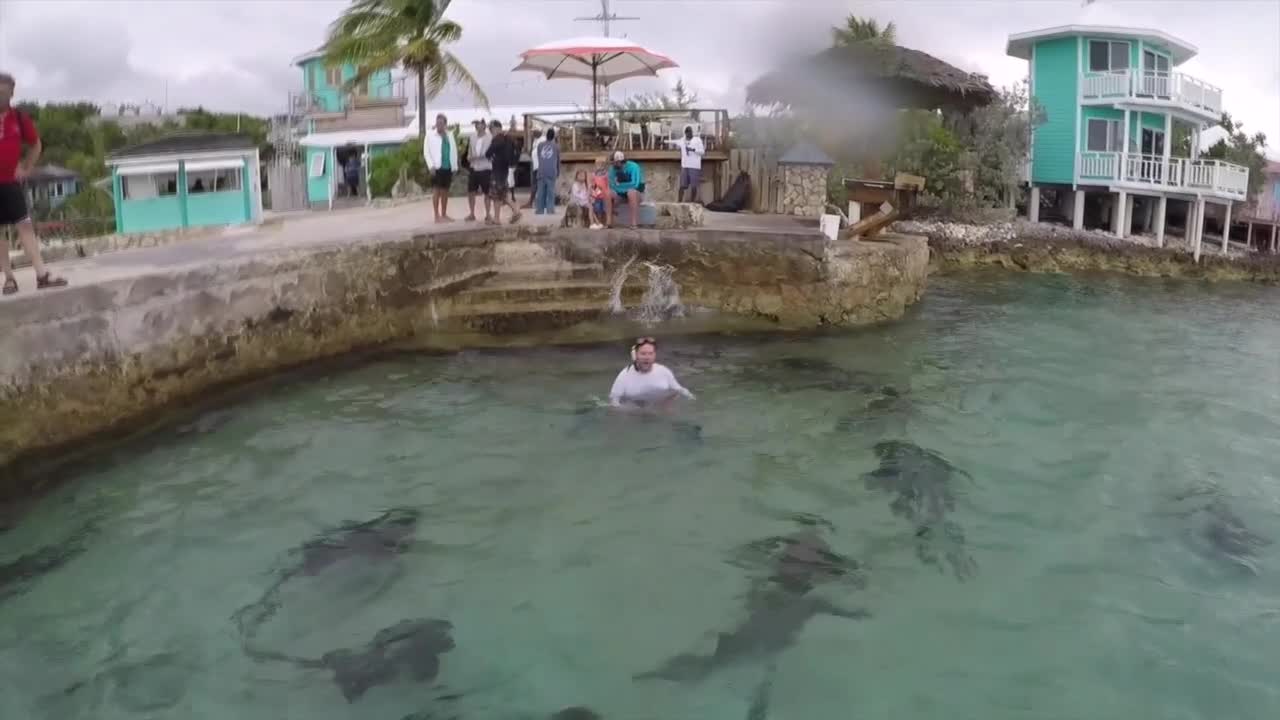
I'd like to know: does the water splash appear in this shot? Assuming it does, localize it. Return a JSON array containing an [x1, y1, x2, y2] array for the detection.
[[607, 257, 685, 325], [608, 255, 636, 315], [635, 262, 684, 325]]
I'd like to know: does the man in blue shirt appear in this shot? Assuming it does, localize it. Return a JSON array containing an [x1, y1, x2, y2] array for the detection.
[[606, 150, 644, 229]]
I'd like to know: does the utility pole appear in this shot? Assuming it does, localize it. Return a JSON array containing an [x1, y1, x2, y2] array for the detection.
[[574, 0, 639, 38]]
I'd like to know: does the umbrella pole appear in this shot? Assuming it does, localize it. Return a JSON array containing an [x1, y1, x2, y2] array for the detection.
[[591, 62, 599, 128]]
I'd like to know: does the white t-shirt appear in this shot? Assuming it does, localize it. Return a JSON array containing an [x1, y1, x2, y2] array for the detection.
[[671, 136, 705, 170], [608, 363, 694, 407]]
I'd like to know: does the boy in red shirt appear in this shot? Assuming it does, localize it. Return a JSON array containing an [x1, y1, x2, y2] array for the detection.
[[0, 72, 67, 294]]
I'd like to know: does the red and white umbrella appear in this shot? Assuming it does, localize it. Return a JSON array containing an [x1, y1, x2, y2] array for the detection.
[[513, 36, 678, 124]]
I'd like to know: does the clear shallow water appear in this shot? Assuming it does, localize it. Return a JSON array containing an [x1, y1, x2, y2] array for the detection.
[[5, 271, 1280, 719]]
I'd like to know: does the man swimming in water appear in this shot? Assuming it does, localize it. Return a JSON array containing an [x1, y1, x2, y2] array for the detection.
[[608, 337, 695, 410]]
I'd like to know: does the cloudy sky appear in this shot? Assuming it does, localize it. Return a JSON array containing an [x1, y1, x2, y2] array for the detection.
[[0, 0, 1276, 154]]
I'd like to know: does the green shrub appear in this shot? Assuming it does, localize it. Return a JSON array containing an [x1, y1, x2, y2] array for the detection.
[[369, 138, 426, 197]]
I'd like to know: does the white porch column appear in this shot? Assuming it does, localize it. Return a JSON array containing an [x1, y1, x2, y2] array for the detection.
[[1192, 127, 1201, 162], [1123, 109, 1131, 156], [1222, 201, 1232, 252], [1073, 189, 1085, 230], [1028, 186, 1040, 223], [1113, 190, 1128, 237], [1272, 224, 1278, 254], [1155, 196, 1167, 247], [1125, 194, 1136, 235], [1247, 222, 1254, 251], [1163, 114, 1173, 183]]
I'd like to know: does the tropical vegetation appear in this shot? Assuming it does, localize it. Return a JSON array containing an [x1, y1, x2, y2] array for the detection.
[[324, 0, 489, 139]]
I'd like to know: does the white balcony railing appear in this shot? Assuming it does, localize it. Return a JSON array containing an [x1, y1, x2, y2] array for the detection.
[[1081, 70, 1223, 118], [1077, 152, 1249, 200]]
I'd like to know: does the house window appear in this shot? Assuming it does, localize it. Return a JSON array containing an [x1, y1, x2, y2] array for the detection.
[[1088, 40, 1131, 72], [1273, 182, 1280, 204], [50, 182, 65, 198], [122, 173, 178, 200], [325, 65, 343, 87], [1086, 118, 1122, 152], [187, 168, 243, 193]]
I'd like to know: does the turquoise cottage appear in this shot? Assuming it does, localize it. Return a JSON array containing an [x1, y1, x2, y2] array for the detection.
[[107, 133, 263, 234], [1007, 24, 1249, 257], [289, 49, 412, 208]]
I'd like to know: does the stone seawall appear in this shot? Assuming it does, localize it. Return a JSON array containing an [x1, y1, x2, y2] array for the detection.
[[902, 219, 1280, 282], [0, 224, 928, 491]]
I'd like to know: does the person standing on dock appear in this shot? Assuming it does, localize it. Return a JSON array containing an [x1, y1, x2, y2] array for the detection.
[[485, 120, 522, 225], [466, 119, 492, 223], [423, 113, 459, 224], [0, 72, 67, 295], [534, 129, 561, 215], [667, 125, 705, 204]]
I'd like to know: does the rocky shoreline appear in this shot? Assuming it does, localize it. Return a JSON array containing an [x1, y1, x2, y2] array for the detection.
[[896, 219, 1280, 282]]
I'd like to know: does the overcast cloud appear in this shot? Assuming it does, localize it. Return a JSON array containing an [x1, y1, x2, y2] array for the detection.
[[0, 0, 1276, 156]]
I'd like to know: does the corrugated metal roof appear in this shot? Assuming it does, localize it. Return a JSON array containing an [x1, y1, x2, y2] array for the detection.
[[108, 133, 256, 161]]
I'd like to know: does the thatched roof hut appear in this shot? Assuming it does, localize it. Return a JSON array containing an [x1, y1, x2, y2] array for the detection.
[[746, 42, 997, 113]]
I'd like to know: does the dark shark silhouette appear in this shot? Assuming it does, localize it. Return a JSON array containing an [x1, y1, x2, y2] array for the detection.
[[232, 508, 458, 703], [862, 440, 978, 581], [0, 522, 95, 604], [1170, 485, 1271, 573], [251, 618, 456, 703], [635, 528, 868, 683]]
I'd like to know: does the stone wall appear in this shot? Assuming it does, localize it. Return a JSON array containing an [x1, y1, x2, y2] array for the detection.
[[781, 164, 830, 217], [554, 161, 713, 204], [11, 226, 226, 268], [0, 225, 928, 492]]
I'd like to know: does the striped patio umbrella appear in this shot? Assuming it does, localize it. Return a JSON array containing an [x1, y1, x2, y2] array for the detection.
[[512, 36, 678, 126]]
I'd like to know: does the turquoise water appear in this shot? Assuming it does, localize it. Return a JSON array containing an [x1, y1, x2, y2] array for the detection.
[[5, 271, 1280, 719]]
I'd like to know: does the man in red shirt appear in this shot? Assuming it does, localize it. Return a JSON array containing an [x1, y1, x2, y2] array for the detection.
[[0, 72, 67, 295]]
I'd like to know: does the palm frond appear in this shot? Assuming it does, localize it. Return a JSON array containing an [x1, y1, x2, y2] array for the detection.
[[445, 53, 490, 109]]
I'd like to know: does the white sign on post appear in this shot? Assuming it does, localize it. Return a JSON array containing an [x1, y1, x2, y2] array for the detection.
[[820, 213, 841, 241], [308, 151, 326, 178]]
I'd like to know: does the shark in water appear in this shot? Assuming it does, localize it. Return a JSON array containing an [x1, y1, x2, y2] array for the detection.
[[635, 527, 868, 684]]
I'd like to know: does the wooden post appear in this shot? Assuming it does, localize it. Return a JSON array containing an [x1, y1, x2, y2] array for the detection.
[[1222, 201, 1232, 252], [1155, 196, 1167, 247], [1028, 186, 1040, 223], [1073, 189, 1085, 230], [1187, 196, 1198, 260], [1113, 190, 1127, 237], [1271, 223, 1278, 253]]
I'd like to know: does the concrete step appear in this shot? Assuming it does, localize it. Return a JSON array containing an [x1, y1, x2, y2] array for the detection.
[[453, 282, 645, 314], [486, 262, 603, 285]]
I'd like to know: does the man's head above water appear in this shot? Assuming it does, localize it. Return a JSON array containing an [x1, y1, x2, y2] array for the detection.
[[631, 337, 658, 372]]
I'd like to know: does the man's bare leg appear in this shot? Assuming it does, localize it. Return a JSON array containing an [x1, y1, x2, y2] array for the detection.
[[466, 191, 477, 221], [3, 219, 64, 291], [438, 189, 453, 222], [627, 191, 640, 229], [604, 193, 614, 228]]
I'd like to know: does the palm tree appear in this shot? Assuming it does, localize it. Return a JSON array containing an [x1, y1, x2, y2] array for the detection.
[[831, 15, 897, 47], [324, 0, 489, 139]]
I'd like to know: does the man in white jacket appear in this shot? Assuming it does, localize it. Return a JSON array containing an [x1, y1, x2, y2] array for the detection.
[[423, 113, 460, 223]]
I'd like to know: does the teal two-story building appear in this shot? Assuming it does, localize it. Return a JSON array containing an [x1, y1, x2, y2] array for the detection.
[[1008, 25, 1249, 258], [289, 49, 413, 208], [107, 133, 263, 235]]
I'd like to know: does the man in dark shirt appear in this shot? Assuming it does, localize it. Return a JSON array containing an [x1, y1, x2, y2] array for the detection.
[[484, 120, 521, 225], [0, 72, 67, 294]]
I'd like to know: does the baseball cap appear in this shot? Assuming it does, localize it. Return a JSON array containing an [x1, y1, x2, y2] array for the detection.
[[612, 151, 625, 162]]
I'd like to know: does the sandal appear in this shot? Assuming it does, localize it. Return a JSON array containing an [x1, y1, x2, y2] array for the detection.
[[508, 211, 522, 225], [36, 272, 68, 290], [2, 276, 16, 296]]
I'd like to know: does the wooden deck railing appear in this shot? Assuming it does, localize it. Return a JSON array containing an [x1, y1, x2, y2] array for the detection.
[[522, 108, 731, 157]]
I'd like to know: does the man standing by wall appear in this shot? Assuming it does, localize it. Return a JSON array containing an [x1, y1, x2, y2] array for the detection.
[[667, 125, 705, 203], [0, 73, 67, 295], [485, 120, 521, 225], [466, 119, 492, 223], [423, 113, 459, 223]]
